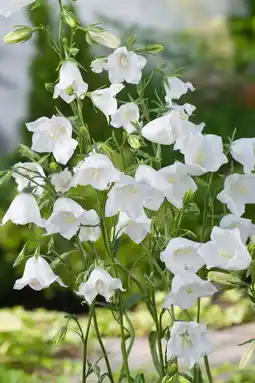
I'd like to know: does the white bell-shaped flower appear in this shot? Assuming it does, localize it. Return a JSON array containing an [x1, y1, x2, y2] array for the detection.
[[105, 175, 150, 219], [2, 193, 44, 227], [164, 77, 194, 105], [45, 197, 84, 240], [14, 255, 65, 291], [0, 0, 35, 17], [26, 115, 78, 165], [167, 321, 211, 369], [71, 153, 120, 191], [53, 61, 88, 104], [198, 226, 251, 271], [220, 214, 255, 244], [79, 209, 101, 242], [105, 46, 147, 84], [173, 119, 205, 152], [135, 164, 164, 211], [231, 138, 255, 174], [91, 84, 124, 118], [87, 30, 121, 49], [91, 58, 108, 74], [157, 162, 197, 209], [115, 211, 151, 244], [217, 174, 255, 217], [142, 112, 176, 145], [170, 103, 196, 118], [160, 237, 204, 274], [13, 162, 45, 195], [76, 268, 125, 305], [182, 133, 228, 176], [110, 102, 139, 134], [163, 272, 216, 309], [50, 168, 72, 193]]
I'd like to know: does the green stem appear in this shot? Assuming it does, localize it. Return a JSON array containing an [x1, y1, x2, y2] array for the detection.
[[81, 308, 94, 383], [200, 173, 213, 242], [119, 299, 132, 382], [57, 0, 64, 59], [197, 298, 201, 323], [204, 355, 213, 383]]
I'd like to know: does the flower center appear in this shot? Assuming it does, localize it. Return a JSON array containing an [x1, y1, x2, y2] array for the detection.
[[180, 330, 192, 349], [50, 126, 65, 140], [88, 168, 100, 180], [120, 54, 128, 66], [194, 150, 205, 166], [66, 86, 75, 96], [219, 250, 233, 259], [95, 279, 105, 295], [186, 287, 193, 294], [64, 212, 76, 223], [167, 176, 177, 184], [174, 247, 192, 257]]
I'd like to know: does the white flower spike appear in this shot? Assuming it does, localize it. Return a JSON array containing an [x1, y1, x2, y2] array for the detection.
[[79, 209, 101, 243], [115, 211, 151, 244], [76, 268, 125, 305], [14, 255, 65, 291], [26, 115, 78, 165], [105, 46, 147, 84], [231, 138, 255, 174], [0, 0, 35, 17], [111, 102, 140, 134], [163, 272, 216, 309], [13, 162, 45, 195], [198, 226, 252, 271], [165, 76, 194, 105], [220, 214, 255, 244], [50, 168, 72, 194], [53, 61, 88, 104], [88, 30, 121, 49], [91, 84, 124, 118], [167, 321, 211, 369], [160, 237, 204, 274]]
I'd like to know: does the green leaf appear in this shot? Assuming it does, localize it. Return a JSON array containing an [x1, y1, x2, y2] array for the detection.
[[31, 0, 45, 10], [239, 338, 255, 346], [144, 44, 164, 53], [123, 293, 143, 311], [0, 171, 12, 187], [148, 331, 161, 375], [126, 34, 136, 50], [134, 373, 145, 383], [13, 242, 30, 267]]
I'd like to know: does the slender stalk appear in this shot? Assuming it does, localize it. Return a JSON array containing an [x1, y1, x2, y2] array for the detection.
[[196, 298, 201, 323], [57, 0, 64, 59], [82, 309, 93, 383], [204, 355, 213, 383]]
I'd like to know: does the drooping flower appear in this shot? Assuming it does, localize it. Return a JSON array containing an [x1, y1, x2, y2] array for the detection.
[[173, 119, 205, 152], [90, 84, 124, 118], [198, 226, 252, 271], [53, 61, 88, 104], [26, 115, 78, 165], [105, 175, 150, 219], [0, 0, 35, 17], [79, 209, 101, 242], [45, 197, 84, 240], [14, 255, 65, 291], [163, 272, 216, 309], [105, 46, 147, 84], [231, 138, 255, 174], [166, 321, 211, 369], [110, 102, 139, 134], [13, 162, 45, 195], [157, 161, 197, 209], [164, 76, 194, 105], [71, 153, 120, 191], [2, 193, 44, 227], [170, 103, 196, 117], [87, 29, 121, 49], [182, 133, 228, 176], [141, 113, 176, 145], [217, 174, 255, 217], [50, 168, 72, 193], [220, 214, 255, 244], [135, 164, 164, 211], [90, 58, 108, 74], [76, 268, 125, 305], [160, 237, 204, 274], [115, 211, 151, 244]]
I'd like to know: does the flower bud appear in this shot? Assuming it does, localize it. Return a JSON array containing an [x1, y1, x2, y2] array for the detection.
[[62, 8, 79, 28], [87, 29, 121, 49], [4, 27, 33, 44], [144, 44, 164, 53], [128, 135, 142, 149], [208, 271, 241, 287]]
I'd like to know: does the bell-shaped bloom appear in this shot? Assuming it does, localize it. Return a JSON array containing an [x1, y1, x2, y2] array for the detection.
[[26, 115, 78, 165], [87, 30, 121, 49], [105, 175, 150, 219], [217, 174, 255, 217], [53, 61, 88, 104], [231, 138, 255, 174], [14, 255, 65, 291], [160, 237, 204, 274], [157, 162, 197, 209], [79, 209, 101, 242], [76, 268, 125, 305], [182, 133, 228, 176], [115, 211, 151, 244], [45, 197, 85, 240], [173, 119, 205, 152], [91, 84, 124, 118], [91, 58, 108, 74], [13, 162, 45, 195], [110, 102, 139, 134], [164, 77, 194, 105], [105, 46, 147, 84], [2, 193, 44, 227], [167, 321, 211, 369], [0, 0, 35, 17], [198, 226, 251, 271], [50, 168, 72, 194], [141, 112, 176, 145], [220, 214, 255, 244], [135, 164, 164, 211], [170, 103, 196, 118], [163, 272, 216, 310], [71, 153, 120, 191]]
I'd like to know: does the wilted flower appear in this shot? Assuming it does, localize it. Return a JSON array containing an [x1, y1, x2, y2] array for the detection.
[[79, 209, 101, 242], [105, 46, 147, 84], [160, 237, 204, 274], [14, 255, 65, 291], [163, 272, 216, 309], [87, 29, 121, 49], [115, 211, 151, 244], [91, 84, 124, 118], [220, 214, 255, 244], [91, 58, 108, 74], [53, 61, 88, 104], [164, 77, 194, 105], [231, 138, 255, 174], [0, 0, 35, 17], [198, 226, 252, 271], [13, 162, 45, 195], [50, 168, 72, 193], [76, 268, 125, 305], [26, 115, 78, 165], [166, 321, 211, 368], [110, 102, 139, 134]]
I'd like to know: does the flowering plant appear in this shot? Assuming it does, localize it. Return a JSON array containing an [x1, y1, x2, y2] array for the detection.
[[1, 1, 255, 382]]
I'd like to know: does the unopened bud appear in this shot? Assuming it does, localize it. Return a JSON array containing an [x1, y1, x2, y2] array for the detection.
[[144, 44, 164, 53], [4, 27, 33, 44], [62, 8, 79, 28], [87, 29, 121, 49], [128, 135, 142, 149], [54, 325, 68, 345], [208, 271, 241, 287], [45, 83, 55, 93], [49, 161, 59, 171]]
